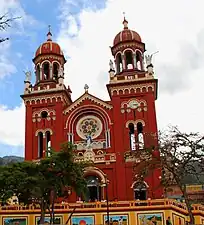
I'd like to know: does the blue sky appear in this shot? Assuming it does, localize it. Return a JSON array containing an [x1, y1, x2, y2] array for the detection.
[[1, 0, 204, 157]]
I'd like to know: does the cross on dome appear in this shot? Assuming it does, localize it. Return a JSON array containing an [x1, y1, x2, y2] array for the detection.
[[47, 25, 52, 41], [122, 12, 128, 29]]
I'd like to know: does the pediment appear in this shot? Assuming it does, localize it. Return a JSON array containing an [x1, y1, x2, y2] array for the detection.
[[64, 92, 112, 114]]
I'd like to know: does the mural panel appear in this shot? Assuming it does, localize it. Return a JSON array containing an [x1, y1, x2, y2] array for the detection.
[[3, 217, 27, 225], [137, 213, 163, 225], [35, 216, 62, 225], [103, 215, 128, 225], [71, 216, 94, 225]]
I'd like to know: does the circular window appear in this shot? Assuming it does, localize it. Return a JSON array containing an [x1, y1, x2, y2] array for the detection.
[[41, 111, 48, 118], [76, 115, 102, 140]]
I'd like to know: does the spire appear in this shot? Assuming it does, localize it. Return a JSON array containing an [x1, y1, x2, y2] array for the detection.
[[122, 12, 128, 29], [47, 25, 52, 41]]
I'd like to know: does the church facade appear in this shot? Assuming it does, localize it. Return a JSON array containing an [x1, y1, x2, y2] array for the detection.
[[21, 18, 162, 202]]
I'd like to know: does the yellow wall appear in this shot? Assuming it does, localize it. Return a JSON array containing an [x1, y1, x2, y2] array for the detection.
[[1, 200, 204, 225]]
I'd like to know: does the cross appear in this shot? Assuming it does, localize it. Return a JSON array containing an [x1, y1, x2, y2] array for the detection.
[[84, 84, 89, 93], [123, 12, 126, 19], [48, 25, 51, 32]]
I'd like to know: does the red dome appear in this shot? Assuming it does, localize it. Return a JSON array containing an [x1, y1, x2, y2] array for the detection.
[[35, 32, 64, 58], [113, 19, 142, 46]]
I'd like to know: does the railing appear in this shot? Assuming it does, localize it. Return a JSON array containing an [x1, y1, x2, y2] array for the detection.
[[1, 199, 204, 213]]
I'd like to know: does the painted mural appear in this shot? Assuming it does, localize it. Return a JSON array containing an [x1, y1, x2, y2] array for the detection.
[[71, 216, 94, 225], [104, 215, 128, 225], [35, 216, 62, 224], [138, 213, 163, 225], [3, 217, 27, 225]]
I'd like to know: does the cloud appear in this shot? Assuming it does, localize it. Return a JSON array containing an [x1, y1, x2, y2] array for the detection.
[[0, 103, 25, 147], [57, 0, 204, 133]]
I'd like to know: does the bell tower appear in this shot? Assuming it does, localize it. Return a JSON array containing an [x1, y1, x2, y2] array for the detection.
[[21, 28, 72, 161], [107, 17, 162, 200]]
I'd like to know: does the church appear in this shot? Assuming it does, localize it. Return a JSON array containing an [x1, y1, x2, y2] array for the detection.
[[21, 17, 163, 202]]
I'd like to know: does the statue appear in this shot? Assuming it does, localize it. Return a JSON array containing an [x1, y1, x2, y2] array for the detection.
[[145, 54, 153, 66], [58, 66, 64, 77], [84, 84, 89, 93], [109, 59, 115, 71], [24, 71, 31, 82], [86, 134, 92, 148]]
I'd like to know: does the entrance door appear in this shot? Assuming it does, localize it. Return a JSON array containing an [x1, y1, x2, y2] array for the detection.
[[134, 182, 147, 200], [86, 176, 101, 202]]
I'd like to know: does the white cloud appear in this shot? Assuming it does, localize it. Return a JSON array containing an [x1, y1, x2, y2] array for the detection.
[[0, 103, 25, 147], [57, 0, 204, 133]]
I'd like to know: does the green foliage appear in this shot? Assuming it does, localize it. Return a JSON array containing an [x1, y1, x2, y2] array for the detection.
[[0, 142, 88, 206]]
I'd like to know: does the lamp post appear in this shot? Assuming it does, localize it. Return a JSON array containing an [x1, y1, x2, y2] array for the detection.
[[105, 175, 110, 225]]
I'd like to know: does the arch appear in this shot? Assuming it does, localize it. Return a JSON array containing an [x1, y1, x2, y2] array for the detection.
[[131, 181, 149, 189], [65, 104, 111, 130], [35, 129, 44, 136], [135, 119, 145, 127], [36, 64, 40, 83], [38, 132, 43, 158], [125, 120, 136, 128], [53, 61, 60, 80], [124, 49, 134, 70], [42, 61, 50, 80], [135, 50, 143, 70], [77, 152, 83, 156], [132, 181, 148, 200], [84, 167, 106, 184], [44, 128, 53, 135], [97, 150, 104, 155], [115, 52, 123, 73], [45, 130, 51, 156]]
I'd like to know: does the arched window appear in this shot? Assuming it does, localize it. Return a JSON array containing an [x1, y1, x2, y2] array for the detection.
[[38, 132, 43, 158], [134, 182, 147, 200], [45, 131, 51, 157], [125, 50, 133, 69], [36, 65, 40, 83], [116, 53, 123, 73], [129, 123, 136, 151], [85, 175, 101, 202], [137, 122, 144, 149], [53, 62, 59, 80], [43, 62, 50, 80], [136, 51, 143, 70]]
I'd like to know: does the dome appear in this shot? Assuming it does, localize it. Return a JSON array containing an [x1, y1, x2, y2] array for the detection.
[[113, 18, 142, 46], [34, 31, 64, 58]]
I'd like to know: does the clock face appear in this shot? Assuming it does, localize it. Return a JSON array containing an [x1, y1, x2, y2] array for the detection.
[[129, 100, 139, 109]]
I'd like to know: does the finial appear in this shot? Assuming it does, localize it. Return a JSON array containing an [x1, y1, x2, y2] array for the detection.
[[84, 84, 89, 93], [122, 12, 128, 29], [47, 25, 52, 41]]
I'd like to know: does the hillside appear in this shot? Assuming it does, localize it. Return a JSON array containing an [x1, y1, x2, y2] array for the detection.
[[0, 156, 24, 166]]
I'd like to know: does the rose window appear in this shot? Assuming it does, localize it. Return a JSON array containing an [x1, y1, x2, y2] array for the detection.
[[76, 115, 102, 140]]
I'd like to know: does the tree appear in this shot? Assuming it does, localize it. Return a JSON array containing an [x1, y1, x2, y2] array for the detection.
[[132, 126, 204, 224], [0, 142, 88, 224], [0, 13, 21, 43]]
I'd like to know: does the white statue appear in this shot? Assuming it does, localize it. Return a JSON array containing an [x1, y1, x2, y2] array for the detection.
[[109, 59, 115, 71], [24, 71, 32, 82], [145, 54, 153, 66], [58, 66, 64, 77], [86, 134, 92, 148]]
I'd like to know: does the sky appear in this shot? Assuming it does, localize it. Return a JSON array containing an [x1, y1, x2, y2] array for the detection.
[[0, 0, 204, 157]]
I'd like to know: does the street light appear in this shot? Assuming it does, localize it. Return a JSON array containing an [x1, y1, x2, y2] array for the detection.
[[105, 175, 110, 225]]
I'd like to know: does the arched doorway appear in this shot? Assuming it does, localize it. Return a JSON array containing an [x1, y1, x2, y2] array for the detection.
[[133, 182, 147, 200], [86, 175, 101, 202]]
